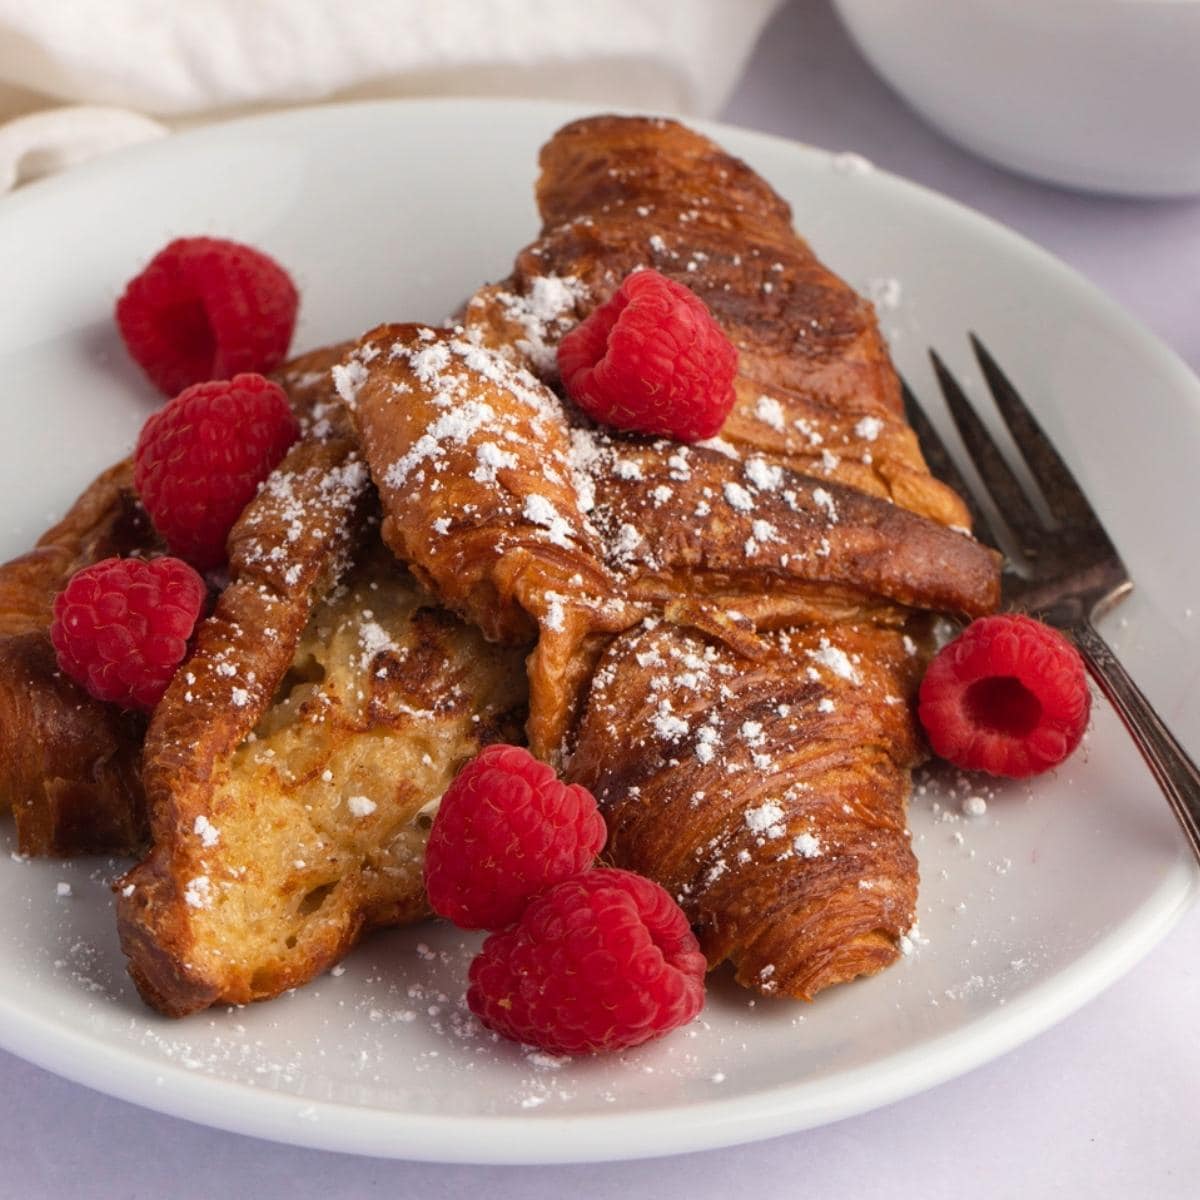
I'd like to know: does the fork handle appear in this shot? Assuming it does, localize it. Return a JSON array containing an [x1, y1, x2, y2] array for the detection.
[[1071, 620, 1200, 863]]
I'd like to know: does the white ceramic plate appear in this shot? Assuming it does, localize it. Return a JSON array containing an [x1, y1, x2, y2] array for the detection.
[[0, 100, 1196, 1165]]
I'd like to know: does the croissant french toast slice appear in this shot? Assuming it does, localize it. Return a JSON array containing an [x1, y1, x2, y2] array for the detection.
[[468, 114, 1002, 1001], [0, 342, 356, 858], [567, 619, 924, 999], [0, 633, 147, 856], [465, 114, 970, 529], [0, 459, 160, 854], [338, 324, 646, 760], [117, 425, 529, 1016], [572, 433, 999, 624]]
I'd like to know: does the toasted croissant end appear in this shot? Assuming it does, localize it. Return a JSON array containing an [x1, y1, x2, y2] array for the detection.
[[0, 633, 148, 856], [469, 115, 977, 541], [0, 343, 364, 859], [530, 116, 902, 412], [567, 619, 925, 1000], [536, 115, 795, 244], [117, 424, 530, 1017], [339, 323, 645, 759], [0, 459, 159, 853], [566, 433, 1000, 622]]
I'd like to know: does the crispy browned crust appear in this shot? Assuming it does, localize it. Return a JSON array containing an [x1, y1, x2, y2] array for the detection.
[[0, 460, 159, 854], [0, 633, 147, 856], [466, 114, 976, 530], [469, 115, 1002, 998], [117, 432, 373, 1014], [116, 430, 528, 1016], [341, 324, 646, 759], [568, 620, 924, 999], [0, 345, 354, 858], [578, 436, 999, 623]]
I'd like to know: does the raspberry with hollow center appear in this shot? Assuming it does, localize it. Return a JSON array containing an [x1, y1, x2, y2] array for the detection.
[[133, 373, 299, 570], [116, 236, 299, 396], [423, 743, 607, 931], [467, 867, 707, 1055], [50, 556, 206, 711], [918, 613, 1090, 778], [557, 269, 739, 442]]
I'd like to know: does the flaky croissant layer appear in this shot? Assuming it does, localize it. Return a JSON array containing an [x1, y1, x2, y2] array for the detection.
[[568, 619, 924, 998]]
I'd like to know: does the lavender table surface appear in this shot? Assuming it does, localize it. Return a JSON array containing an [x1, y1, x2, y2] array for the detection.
[[4, 3, 1198, 1195]]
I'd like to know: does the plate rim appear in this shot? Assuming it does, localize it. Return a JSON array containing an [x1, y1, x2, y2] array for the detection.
[[0, 95, 1196, 1163], [0, 861, 1191, 1163]]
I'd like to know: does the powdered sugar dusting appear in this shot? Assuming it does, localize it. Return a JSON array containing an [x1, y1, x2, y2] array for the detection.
[[753, 395, 785, 432], [488, 274, 588, 374], [807, 637, 861, 685], [347, 795, 377, 818], [522, 494, 576, 549], [358, 620, 397, 670], [744, 457, 783, 492], [855, 415, 884, 442], [793, 831, 823, 858], [384, 400, 498, 489], [744, 803, 786, 839], [723, 482, 754, 512], [183, 876, 213, 909], [472, 441, 518, 483], [331, 359, 368, 408], [192, 816, 220, 848], [811, 488, 838, 523]]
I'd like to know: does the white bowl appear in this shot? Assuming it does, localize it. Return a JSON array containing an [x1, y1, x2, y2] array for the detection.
[[832, 0, 1200, 197]]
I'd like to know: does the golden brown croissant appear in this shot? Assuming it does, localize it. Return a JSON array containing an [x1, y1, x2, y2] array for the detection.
[[462, 115, 998, 625], [117, 429, 528, 1016], [0, 632, 148, 857], [466, 114, 1001, 998], [573, 431, 999, 628], [338, 323, 646, 759], [465, 114, 971, 529], [0, 343, 358, 858], [569, 619, 924, 998], [0, 460, 159, 854]]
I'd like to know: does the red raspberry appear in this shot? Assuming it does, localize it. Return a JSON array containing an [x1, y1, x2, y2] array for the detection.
[[133, 373, 299, 569], [116, 236, 299, 396], [918, 614, 1090, 778], [557, 269, 738, 442], [467, 868, 706, 1055], [50, 556, 205, 711], [424, 744, 607, 931]]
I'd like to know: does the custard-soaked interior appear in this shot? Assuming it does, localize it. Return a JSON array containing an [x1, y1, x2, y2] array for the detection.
[[184, 546, 528, 997]]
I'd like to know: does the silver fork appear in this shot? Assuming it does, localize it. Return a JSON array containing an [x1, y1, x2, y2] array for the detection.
[[902, 335, 1200, 863]]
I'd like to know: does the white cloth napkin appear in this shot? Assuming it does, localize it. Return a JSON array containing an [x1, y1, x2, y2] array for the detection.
[[0, 0, 780, 192]]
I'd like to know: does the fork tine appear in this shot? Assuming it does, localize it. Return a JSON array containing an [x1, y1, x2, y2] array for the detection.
[[900, 379, 1002, 551], [928, 349, 1047, 554], [969, 334, 1110, 535]]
